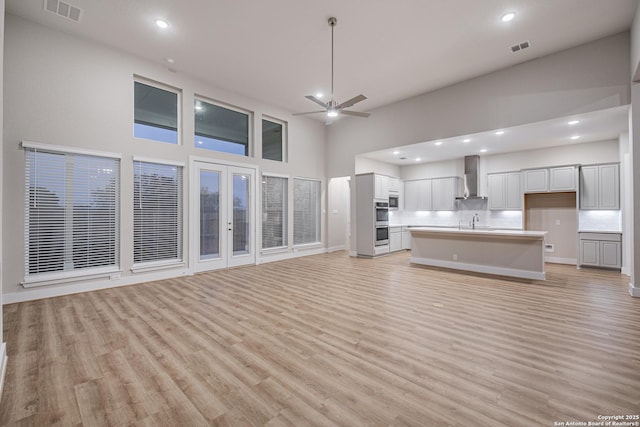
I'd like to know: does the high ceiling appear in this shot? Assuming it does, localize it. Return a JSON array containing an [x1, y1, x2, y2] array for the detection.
[[6, 0, 638, 118]]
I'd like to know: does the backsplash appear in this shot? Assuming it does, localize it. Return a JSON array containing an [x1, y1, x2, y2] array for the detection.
[[578, 210, 621, 232], [390, 199, 523, 229]]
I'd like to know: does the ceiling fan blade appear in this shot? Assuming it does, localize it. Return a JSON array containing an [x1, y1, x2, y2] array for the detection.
[[340, 110, 370, 118], [292, 110, 326, 116], [305, 95, 329, 108], [336, 94, 367, 109]]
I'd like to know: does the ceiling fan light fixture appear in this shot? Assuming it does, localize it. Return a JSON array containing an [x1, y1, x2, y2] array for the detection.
[[327, 110, 338, 118]]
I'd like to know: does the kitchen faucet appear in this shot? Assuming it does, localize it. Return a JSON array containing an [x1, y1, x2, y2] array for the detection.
[[470, 213, 479, 230]]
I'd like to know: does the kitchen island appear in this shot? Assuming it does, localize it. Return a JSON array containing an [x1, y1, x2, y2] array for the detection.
[[409, 227, 547, 280]]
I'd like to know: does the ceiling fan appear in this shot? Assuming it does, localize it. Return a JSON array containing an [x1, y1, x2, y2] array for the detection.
[[293, 17, 370, 119]]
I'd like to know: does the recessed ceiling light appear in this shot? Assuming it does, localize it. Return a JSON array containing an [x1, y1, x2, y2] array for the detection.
[[316, 93, 323, 98], [165, 57, 175, 64], [480, 149, 487, 153], [463, 138, 471, 143], [501, 12, 516, 22], [434, 141, 443, 146], [568, 120, 580, 125], [571, 135, 580, 140], [495, 131, 505, 135], [392, 151, 400, 155], [415, 158, 421, 162], [155, 19, 169, 29], [327, 110, 338, 118]]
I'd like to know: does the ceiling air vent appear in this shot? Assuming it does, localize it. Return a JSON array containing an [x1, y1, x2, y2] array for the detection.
[[44, 0, 82, 22], [510, 41, 531, 53]]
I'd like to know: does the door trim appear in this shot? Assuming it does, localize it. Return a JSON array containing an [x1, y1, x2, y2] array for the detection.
[[189, 157, 259, 274]]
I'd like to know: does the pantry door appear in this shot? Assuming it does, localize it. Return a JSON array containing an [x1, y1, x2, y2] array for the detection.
[[193, 161, 255, 272]]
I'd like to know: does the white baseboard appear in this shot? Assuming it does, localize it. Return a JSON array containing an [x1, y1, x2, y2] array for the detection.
[[0, 343, 7, 401], [4, 268, 190, 304], [327, 245, 346, 253], [410, 256, 545, 280], [545, 257, 577, 265], [629, 282, 640, 297], [349, 250, 358, 257], [258, 247, 327, 265]]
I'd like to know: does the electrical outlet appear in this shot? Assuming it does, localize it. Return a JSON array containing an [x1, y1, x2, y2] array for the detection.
[[555, 219, 561, 225], [453, 254, 458, 261]]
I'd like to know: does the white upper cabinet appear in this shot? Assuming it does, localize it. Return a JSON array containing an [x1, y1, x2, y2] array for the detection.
[[549, 166, 576, 191], [389, 177, 401, 193], [488, 172, 521, 210], [523, 169, 548, 193], [404, 179, 432, 211], [580, 163, 619, 210], [432, 177, 458, 211], [417, 180, 433, 211], [374, 174, 390, 199], [523, 166, 576, 193]]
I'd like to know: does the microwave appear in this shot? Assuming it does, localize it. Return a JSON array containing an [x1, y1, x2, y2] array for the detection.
[[389, 193, 399, 210]]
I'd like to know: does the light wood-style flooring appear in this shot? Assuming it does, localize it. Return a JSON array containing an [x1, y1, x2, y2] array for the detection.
[[1, 251, 639, 426]]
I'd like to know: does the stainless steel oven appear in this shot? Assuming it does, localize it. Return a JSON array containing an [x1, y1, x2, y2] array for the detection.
[[389, 193, 399, 210], [375, 201, 389, 226], [375, 226, 389, 246]]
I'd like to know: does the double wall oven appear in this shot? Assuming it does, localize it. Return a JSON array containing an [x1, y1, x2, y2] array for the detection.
[[375, 200, 389, 246]]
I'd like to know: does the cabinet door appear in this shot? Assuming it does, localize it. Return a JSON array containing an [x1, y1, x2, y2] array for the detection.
[[598, 164, 619, 209], [404, 181, 419, 211], [401, 229, 411, 249], [432, 178, 456, 210], [579, 166, 599, 209], [600, 241, 621, 268], [487, 174, 506, 210], [417, 180, 433, 211], [389, 230, 402, 252], [375, 175, 390, 199], [580, 240, 600, 266], [550, 166, 576, 191], [523, 169, 548, 193], [505, 173, 522, 210], [389, 178, 400, 193]]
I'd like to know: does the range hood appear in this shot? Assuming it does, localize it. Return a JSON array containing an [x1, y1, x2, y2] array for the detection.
[[456, 155, 487, 200]]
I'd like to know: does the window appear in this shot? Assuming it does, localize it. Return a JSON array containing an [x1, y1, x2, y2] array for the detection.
[[134, 80, 179, 144], [194, 98, 250, 156], [262, 118, 286, 162], [133, 160, 183, 265], [293, 178, 321, 245], [24, 145, 120, 279], [262, 175, 288, 249]]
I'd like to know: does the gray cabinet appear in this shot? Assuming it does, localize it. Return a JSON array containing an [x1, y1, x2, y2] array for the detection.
[[389, 227, 402, 252], [404, 179, 432, 211], [523, 166, 576, 193], [488, 172, 521, 210], [432, 177, 458, 211], [579, 232, 621, 269], [401, 227, 411, 250], [580, 163, 619, 210]]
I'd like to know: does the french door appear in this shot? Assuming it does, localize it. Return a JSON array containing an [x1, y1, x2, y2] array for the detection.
[[193, 161, 255, 272]]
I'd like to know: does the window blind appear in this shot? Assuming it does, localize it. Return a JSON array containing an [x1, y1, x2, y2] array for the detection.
[[133, 161, 183, 264], [25, 148, 120, 277], [262, 175, 288, 249], [293, 178, 321, 245]]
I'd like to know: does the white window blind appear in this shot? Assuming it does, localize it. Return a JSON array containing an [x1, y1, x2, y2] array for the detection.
[[293, 178, 321, 245], [133, 160, 183, 264], [262, 175, 288, 249], [25, 147, 120, 277]]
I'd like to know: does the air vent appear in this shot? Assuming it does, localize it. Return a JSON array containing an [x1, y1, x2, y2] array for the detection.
[[44, 0, 82, 22], [399, 157, 407, 160], [510, 40, 531, 53]]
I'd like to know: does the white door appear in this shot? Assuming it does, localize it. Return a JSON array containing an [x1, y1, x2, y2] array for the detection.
[[194, 161, 255, 272]]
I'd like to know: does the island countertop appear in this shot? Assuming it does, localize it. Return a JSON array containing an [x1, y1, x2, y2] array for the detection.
[[409, 227, 547, 238]]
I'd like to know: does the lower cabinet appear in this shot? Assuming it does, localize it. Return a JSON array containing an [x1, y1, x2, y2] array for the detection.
[[401, 227, 411, 250], [389, 227, 402, 252], [579, 232, 621, 269]]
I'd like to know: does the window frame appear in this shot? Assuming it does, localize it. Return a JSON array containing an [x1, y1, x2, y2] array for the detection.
[[131, 156, 185, 272], [261, 173, 289, 253], [21, 141, 122, 287], [133, 76, 182, 145], [194, 95, 253, 157], [261, 116, 287, 163], [292, 177, 322, 248]]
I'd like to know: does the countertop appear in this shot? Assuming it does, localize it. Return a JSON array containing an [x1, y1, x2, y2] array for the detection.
[[409, 227, 547, 238]]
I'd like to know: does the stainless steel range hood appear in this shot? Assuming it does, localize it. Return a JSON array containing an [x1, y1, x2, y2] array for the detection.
[[457, 155, 487, 200]]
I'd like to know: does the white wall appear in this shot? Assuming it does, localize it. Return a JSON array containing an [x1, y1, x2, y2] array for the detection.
[[402, 159, 463, 181], [632, 2, 640, 81], [3, 15, 327, 300], [0, 0, 6, 378], [327, 177, 350, 252], [355, 156, 400, 177]]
